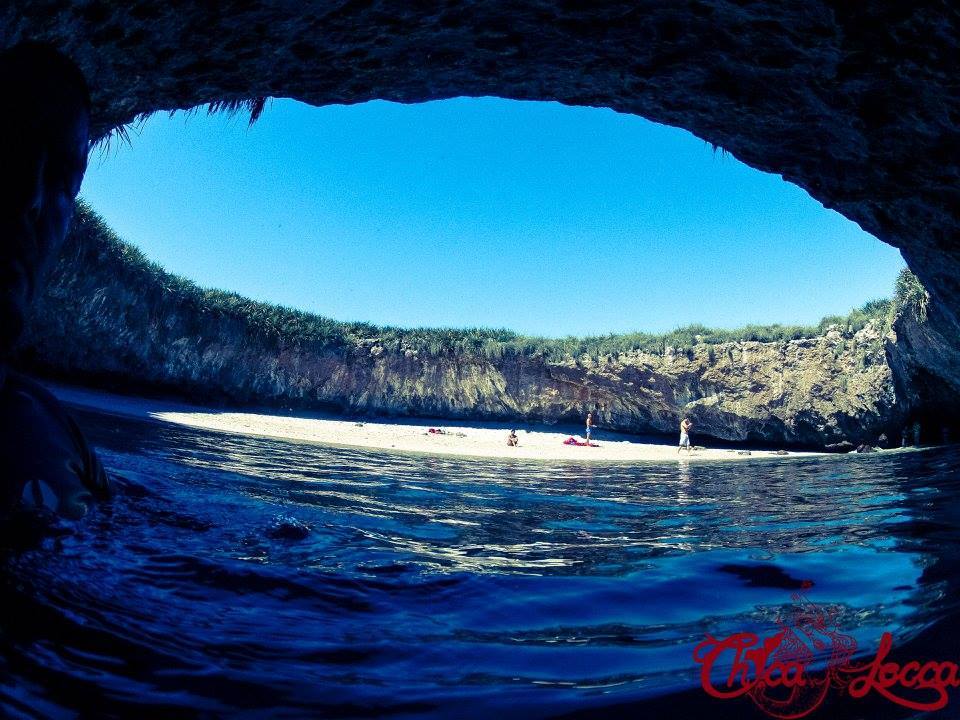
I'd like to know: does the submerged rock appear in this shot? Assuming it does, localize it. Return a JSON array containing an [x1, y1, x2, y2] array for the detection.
[[266, 516, 310, 541]]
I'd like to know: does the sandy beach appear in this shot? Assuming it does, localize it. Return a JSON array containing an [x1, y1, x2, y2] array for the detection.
[[48, 382, 824, 464]]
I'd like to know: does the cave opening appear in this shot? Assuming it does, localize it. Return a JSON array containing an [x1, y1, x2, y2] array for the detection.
[[8, 96, 922, 449], [7, 1, 958, 447]]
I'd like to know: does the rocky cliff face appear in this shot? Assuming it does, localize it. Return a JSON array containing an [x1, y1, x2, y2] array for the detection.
[[15, 209, 907, 448], [887, 301, 960, 438], [6, 1, 960, 379]]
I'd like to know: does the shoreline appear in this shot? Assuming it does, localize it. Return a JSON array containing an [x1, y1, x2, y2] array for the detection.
[[48, 381, 833, 464]]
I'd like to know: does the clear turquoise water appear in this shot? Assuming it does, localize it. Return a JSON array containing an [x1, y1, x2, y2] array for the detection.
[[2, 408, 958, 718]]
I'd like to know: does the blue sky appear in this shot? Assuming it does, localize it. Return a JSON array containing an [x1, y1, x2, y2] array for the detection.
[[80, 97, 904, 338]]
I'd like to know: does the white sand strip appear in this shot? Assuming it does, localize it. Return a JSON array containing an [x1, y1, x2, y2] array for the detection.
[[46, 382, 823, 464]]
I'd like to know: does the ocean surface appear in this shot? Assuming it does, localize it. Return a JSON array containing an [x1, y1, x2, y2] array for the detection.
[[2, 408, 960, 719]]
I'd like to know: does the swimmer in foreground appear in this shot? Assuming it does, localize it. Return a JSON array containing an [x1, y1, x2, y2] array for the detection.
[[0, 44, 110, 520]]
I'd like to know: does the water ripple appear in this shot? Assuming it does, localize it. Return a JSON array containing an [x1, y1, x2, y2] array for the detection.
[[1, 409, 958, 718]]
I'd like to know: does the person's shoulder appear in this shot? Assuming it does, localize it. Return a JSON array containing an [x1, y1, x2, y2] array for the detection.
[[3, 371, 84, 438], [4, 371, 111, 498], [3, 370, 64, 411]]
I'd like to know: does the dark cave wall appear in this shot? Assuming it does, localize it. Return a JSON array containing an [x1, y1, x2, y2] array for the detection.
[[4, 0, 959, 410]]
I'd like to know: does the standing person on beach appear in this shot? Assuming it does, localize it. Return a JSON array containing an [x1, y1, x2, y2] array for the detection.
[[678, 417, 693, 454], [585, 412, 595, 444]]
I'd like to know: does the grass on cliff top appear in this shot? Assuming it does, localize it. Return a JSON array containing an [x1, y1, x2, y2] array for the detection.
[[69, 201, 907, 362], [891, 264, 929, 323]]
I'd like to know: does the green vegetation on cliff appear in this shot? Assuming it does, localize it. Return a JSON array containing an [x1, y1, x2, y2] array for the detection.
[[892, 266, 930, 323], [17, 201, 916, 445], [56, 202, 898, 364]]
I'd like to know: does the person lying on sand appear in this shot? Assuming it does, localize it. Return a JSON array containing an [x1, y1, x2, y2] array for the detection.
[[506, 430, 519, 447], [427, 427, 467, 438], [563, 436, 596, 447], [0, 44, 111, 520]]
